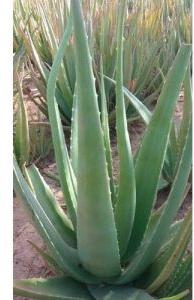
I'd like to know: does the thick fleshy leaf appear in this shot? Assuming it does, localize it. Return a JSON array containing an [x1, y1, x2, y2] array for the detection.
[[88, 285, 154, 300], [156, 254, 192, 298], [46, 15, 77, 228], [111, 93, 192, 285], [145, 212, 183, 247], [14, 277, 93, 299], [71, 0, 121, 277], [140, 210, 191, 292], [13, 158, 99, 284], [70, 86, 78, 176], [144, 182, 190, 244], [28, 240, 62, 274], [26, 164, 76, 248], [114, 0, 136, 256], [127, 44, 191, 257], [100, 59, 116, 205]]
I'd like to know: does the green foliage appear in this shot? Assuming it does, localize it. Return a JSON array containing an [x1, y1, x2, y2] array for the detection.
[[13, 0, 192, 124], [13, 56, 53, 166], [13, 1, 192, 299], [13, 69, 30, 168]]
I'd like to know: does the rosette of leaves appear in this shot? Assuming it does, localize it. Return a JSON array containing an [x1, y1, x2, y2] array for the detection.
[[13, 0, 192, 299]]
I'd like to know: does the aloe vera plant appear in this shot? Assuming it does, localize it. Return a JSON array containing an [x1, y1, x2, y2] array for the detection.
[[13, 0, 191, 123], [13, 62, 53, 167], [13, 1, 192, 299]]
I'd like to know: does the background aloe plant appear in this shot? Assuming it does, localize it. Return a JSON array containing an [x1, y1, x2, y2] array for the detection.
[[13, 0, 191, 124], [13, 0, 192, 299], [13, 57, 53, 167]]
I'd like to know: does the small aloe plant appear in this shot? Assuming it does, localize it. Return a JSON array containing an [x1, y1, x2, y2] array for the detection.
[[13, 1, 192, 299]]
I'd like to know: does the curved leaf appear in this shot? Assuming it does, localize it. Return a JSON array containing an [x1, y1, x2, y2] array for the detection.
[[104, 75, 151, 125], [13, 158, 100, 284], [27, 240, 62, 274], [156, 254, 192, 298], [46, 14, 77, 228], [143, 210, 191, 292], [159, 290, 190, 300], [26, 164, 76, 248], [111, 77, 192, 285], [127, 44, 191, 257], [14, 277, 93, 299]]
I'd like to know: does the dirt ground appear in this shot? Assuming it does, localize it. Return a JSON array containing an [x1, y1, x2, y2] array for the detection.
[[13, 93, 191, 300]]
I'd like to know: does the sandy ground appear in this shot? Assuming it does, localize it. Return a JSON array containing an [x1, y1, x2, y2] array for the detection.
[[13, 93, 191, 299]]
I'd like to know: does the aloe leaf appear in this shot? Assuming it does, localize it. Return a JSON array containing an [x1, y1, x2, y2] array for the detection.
[[114, 0, 136, 256], [39, 3, 73, 108], [159, 290, 190, 300], [163, 123, 178, 182], [14, 76, 30, 167], [27, 240, 61, 274], [13, 158, 99, 284], [145, 213, 183, 246], [156, 254, 192, 298], [100, 59, 116, 205], [105, 72, 190, 186], [88, 285, 154, 300], [70, 85, 78, 176], [104, 76, 152, 125], [40, 59, 72, 120], [176, 67, 192, 170], [14, 277, 93, 299], [26, 164, 76, 248], [127, 44, 191, 257], [46, 14, 77, 228], [71, 0, 120, 277], [143, 210, 191, 292], [112, 84, 192, 285], [146, 182, 190, 244], [169, 261, 192, 297], [23, 30, 47, 82]]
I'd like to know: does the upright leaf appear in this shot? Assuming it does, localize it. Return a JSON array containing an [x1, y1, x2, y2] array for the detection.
[[71, 0, 121, 278], [114, 0, 136, 256], [113, 118, 191, 284], [100, 59, 116, 205], [127, 45, 191, 257], [14, 75, 30, 167], [70, 85, 78, 176], [47, 15, 77, 228]]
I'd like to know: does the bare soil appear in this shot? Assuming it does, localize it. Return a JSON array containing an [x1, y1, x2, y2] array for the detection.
[[13, 92, 191, 299]]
